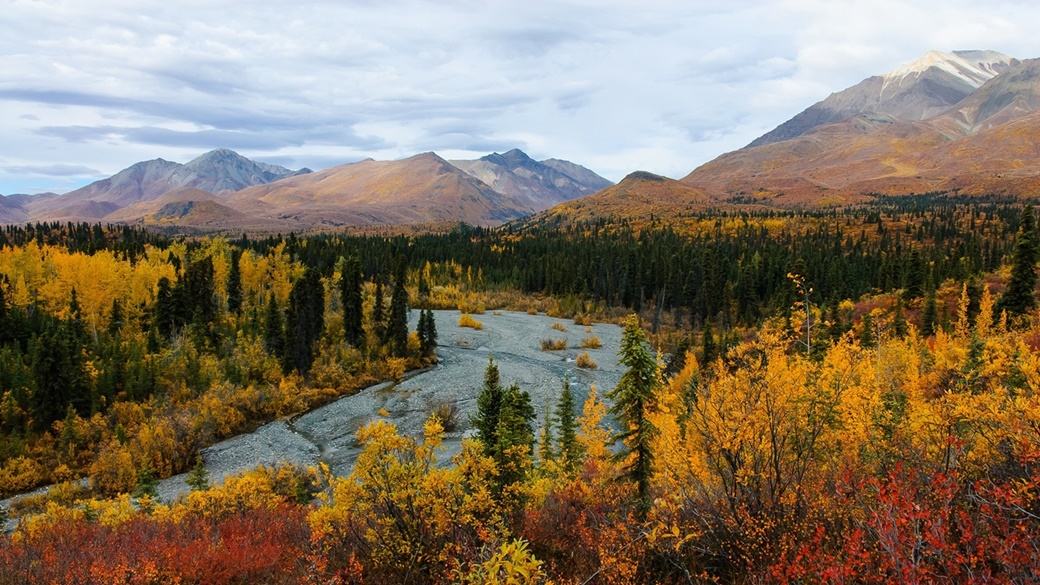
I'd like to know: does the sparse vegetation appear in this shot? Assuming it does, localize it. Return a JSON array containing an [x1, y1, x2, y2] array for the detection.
[[539, 338, 568, 351], [575, 352, 597, 369], [458, 313, 484, 329], [551, 322, 567, 332], [579, 336, 602, 349], [573, 313, 592, 326], [429, 401, 461, 433]]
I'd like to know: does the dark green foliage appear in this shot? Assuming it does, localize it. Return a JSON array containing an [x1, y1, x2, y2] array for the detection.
[[184, 256, 216, 327], [227, 249, 242, 315], [495, 382, 535, 487], [555, 374, 582, 475], [701, 320, 717, 365], [607, 315, 659, 517], [154, 277, 176, 339], [108, 299, 124, 336], [133, 466, 159, 500], [339, 255, 364, 348], [186, 456, 209, 492], [29, 320, 90, 430], [995, 204, 1038, 320], [371, 279, 386, 343], [904, 248, 926, 300], [263, 293, 285, 360], [922, 289, 938, 337], [892, 296, 908, 339], [283, 268, 325, 375], [418, 309, 438, 359], [472, 356, 504, 457], [387, 258, 410, 357]]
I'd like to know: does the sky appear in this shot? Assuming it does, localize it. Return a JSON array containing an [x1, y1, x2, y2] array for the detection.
[[2, 0, 1040, 195]]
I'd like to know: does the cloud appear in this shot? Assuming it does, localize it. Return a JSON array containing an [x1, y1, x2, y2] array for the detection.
[[3, 0, 1040, 192], [3, 164, 103, 177]]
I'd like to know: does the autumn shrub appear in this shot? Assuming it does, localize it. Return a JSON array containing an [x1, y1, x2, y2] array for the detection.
[[551, 322, 567, 332], [540, 338, 568, 351], [573, 313, 592, 326], [458, 313, 484, 330], [0, 456, 46, 497], [576, 353, 597, 369], [430, 401, 462, 433], [579, 336, 602, 349]]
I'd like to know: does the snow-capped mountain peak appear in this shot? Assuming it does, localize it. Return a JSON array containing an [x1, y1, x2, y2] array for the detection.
[[883, 50, 1017, 89]]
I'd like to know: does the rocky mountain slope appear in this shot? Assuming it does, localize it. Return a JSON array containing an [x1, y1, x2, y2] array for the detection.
[[748, 50, 1017, 147], [683, 52, 1040, 205], [449, 149, 612, 210]]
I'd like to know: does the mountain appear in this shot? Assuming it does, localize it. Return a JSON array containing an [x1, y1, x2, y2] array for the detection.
[[528, 171, 719, 228], [449, 149, 613, 211], [748, 50, 1018, 147], [26, 149, 307, 222], [683, 53, 1040, 204], [229, 152, 530, 227], [102, 186, 283, 230]]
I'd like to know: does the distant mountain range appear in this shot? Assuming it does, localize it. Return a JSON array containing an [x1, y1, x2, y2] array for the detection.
[[3, 148, 611, 230], [681, 50, 1040, 205], [530, 49, 1040, 225]]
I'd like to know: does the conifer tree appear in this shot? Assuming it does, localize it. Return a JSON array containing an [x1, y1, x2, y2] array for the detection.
[[607, 314, 659, 517], [859, 312, 876, 348], [387, 257, 410, 357], [226, 249, 242, 315], [555, 374, 582, 475], [538, 396, 555, 465], [186, 456, 209, 492], [284, 268, 325, 375], [701, 320, 717, 365], [263, 293, 285, 361], [472, 356, 504, 457], [108, 299, 123, 336], [995, 204, 1038, 319], [339, 255, 364, 348], [922, 288, 938, 337], [155, 277, 176, 339], [495, 382, 535, 487]]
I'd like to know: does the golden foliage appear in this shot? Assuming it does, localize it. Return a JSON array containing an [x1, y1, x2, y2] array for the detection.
[[459, 313, 484, 330], [579, 336, 602, 349], [575, 352, 597, 369]]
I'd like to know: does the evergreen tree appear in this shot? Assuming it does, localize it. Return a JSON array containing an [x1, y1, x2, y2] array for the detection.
[[226, 249, 242, 315], [607, 315, 659, 517], [263, 293, 285, 360], [387, 258, 410, 357], [495, 382, 535, 487], [922, 289, 938, 337], [108, 299, 123, 336], [284, 268, 325, 375], [995, 204, 1038, 319], [372, 278, 386, 343], [701, 320, 717, 365], [859, 312, 876, 348], [555, 374, 582, 475], [472, 356, 504, 457], [133, 465, 159, 500], [339, 255, 364, 348], [155, 277, 176, 339], [184, 256, 216, 327], [892, 295, 908, 339], [538, 395, 555, 466], [905, 248, 926, 300], [418, 309, 438, 359], [186, 456, 209, 492]]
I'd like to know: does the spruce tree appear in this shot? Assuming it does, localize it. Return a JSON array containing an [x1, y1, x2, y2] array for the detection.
[[263, 293, 285, 361], [995, 204, 1038, 320], [538, 396, 555, 465], [892, 296, 908, 339], [495, 382, 535, 487], [472, 356, 504, 457], [372, 278, 386, 343], [922, 289, 938, 337], [607, 314, 659, 517], [339, 255, 364, 348], [701, 320, 717, 365], [555, 374, 582, 475], [284, 268, 325, 375], [155, 277, 176, 339], [108, 299, 123, 336], [226, 249, 242, 315], [387, 258, 410, 357], [186, 456, 209, 492]]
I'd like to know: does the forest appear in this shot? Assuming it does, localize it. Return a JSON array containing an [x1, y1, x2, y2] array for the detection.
[[0, 197, 1038, 584]]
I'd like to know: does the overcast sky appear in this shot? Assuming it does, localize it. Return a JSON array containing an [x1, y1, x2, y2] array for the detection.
[[2, 0, 1039, 195]]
